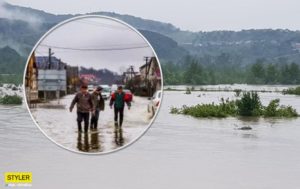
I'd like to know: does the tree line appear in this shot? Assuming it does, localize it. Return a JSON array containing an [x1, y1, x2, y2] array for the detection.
[[162, 55, 300, 85]]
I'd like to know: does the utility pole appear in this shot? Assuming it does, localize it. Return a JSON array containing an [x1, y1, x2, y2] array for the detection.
[[129, 66, 135, 80], [48, 48, 54, 69], [45, 48, 54, 101], [144, 56, 152, 97]]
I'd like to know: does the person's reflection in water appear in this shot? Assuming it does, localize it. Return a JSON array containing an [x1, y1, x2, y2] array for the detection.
[[77, 132, 83, 151], [77, 132, 90, 152], [77, 130, 101, 152], [114, 127, 124, 146], [90, 129, 100, 151]]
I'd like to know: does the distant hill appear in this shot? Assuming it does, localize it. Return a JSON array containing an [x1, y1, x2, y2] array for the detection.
[[3, 2, 180, 35], [2, 2, 300, 65], [3, 3, 72, 24], [139, 30, 188, 61], [181, 29, 300, 65], [0, 2, 186, 61], [1, 2, 300, 85], [0, 46, 25, 74]]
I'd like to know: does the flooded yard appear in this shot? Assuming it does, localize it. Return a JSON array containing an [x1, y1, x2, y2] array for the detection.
[[1, 85, 300, 189], [30, 94, 152, 153]]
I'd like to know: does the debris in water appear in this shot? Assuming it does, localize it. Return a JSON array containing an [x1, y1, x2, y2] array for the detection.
[[238, 126, 252, 130]]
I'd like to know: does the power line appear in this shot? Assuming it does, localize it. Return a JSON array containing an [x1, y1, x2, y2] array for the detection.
[[75, 20, 130, 30], [38, 44, 150, 51]]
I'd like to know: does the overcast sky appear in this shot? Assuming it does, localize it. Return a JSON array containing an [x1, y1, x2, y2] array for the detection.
[[35, 17, 154, 73], [5, 0, 300, 31]]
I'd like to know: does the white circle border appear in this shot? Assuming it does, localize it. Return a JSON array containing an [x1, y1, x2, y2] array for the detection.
[[22, 15, 164, 155]]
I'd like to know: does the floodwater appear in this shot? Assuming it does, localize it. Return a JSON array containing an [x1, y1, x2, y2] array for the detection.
[[1, 85, 300, 189], [30, 94, 151, 153], [167, 84, 299, 92]]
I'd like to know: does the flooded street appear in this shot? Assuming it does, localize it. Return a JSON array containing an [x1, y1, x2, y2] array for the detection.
[[30, 94, 151, 153], [1, 85, 300, 188]]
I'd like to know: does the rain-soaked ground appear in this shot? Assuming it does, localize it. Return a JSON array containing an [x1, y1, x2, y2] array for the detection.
[[30, 94, 152, 153], [1, 85, 300, 189]]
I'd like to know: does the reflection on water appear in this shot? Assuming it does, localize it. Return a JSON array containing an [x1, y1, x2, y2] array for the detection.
[[236, 116, 260, 123], [241, 133, 258, 139], [77, 131, 101, 152], [76, 127, 125, 152], [114, 128, 124, 146]]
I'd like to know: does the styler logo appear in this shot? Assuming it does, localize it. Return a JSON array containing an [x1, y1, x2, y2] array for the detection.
[[4, 172, 32, 187]]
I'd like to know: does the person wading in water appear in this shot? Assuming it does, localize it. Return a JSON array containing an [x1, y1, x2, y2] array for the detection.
[[69, 85, 94, 133], [109, 86, 131, 128], [90, 86, 105, 130]]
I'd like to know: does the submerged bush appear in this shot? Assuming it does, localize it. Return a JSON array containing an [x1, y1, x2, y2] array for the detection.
[[170, 98, 237, 118], [234, 89, 242, 97], [264, 99, 298, 117], [171, 92, 298, 118], [283, 87, 300, 95], [0, 95, 22, 105], [170, 107, 180, 114], [185, 87, 192, 94], [236, 92, 262, 116]]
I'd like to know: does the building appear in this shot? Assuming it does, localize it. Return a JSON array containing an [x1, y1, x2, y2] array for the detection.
[[79, 74, 97, 85], [139, 57, 162, 96], [36, 56, 67, 99], [25, 52, 38, 106]]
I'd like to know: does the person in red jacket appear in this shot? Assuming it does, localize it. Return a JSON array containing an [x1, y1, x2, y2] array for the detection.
[[109, 86, 131, 127]]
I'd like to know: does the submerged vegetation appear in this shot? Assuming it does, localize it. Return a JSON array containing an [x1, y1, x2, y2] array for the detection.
[[0, 95, 23, 105], [283, 87, 300, 95], [171, 92, 298, 118], [171, 98, 236, 118], [185, 87, 192, 94]]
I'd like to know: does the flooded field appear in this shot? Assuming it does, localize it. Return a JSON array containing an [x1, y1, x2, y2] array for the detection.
[[1, 85, 300, 189], [30, 94, 151, 153], [167, 84, 299, 92]]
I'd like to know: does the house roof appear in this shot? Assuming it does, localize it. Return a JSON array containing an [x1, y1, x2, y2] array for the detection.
[[139, 57, 157, 69]]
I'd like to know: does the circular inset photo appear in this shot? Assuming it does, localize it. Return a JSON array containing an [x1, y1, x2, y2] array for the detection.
[[24, 15, 163, 154]]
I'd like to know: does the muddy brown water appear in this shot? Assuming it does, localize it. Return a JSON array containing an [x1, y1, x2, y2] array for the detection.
[[1, 85, 300, 189]]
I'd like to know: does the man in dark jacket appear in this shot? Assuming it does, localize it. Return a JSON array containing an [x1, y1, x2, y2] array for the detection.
[[69, 85, 94, 132], [90, 86, 105, 129], [109, 86, 131, 127]]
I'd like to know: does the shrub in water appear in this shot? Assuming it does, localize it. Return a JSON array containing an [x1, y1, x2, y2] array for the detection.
[[283, 87, 300, 95], [170, 98, 237, 118], [234, 89, 242, 97], [0, 95, 22, 105], [236, 92, 262, 116], [170, 92, 298, 118], [170, 107, 180, 114], [185, 87, 192, 94], [264, 99, 298, 117]]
